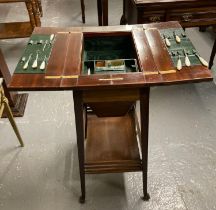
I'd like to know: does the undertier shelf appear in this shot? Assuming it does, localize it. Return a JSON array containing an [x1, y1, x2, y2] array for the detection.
[[85, 112, 142, 174]]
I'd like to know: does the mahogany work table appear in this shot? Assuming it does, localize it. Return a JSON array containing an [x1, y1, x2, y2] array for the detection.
[[9, 21, 213, 203]]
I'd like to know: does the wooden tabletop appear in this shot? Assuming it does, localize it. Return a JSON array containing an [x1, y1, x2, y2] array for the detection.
[[9, 21, 213, 91]]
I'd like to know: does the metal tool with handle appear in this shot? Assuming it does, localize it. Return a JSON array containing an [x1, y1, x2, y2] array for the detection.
[[184, 49, 191, 67], [177, 52, 182, 70], [193, 50, 208, 67], [39, 55, 47, 70], [23, 54, 32, 70], [32, 52, 39, 68], [174, 31, 181, 43], [21, 56, 26, 62], [50, 34, 55, 44], [163, 34, 171, 47]]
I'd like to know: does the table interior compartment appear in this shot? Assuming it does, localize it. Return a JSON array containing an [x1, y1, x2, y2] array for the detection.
[[82, 33, 139, 75]]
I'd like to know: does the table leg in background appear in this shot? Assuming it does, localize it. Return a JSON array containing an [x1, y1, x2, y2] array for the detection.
[[102, 0, 108, 26], [97, 0, 108, 26], [140, 87, 150, 201], [73, 90, 86, 203], [97, 0, 103, 26], [209, 39, 216, 69]]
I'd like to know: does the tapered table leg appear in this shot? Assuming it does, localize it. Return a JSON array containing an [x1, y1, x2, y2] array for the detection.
[[80, 0, 85, 23], [102, 0, 108, 26], [140, 88, 150, 201], [97, 0, 108, 26], [209, 38, 216, 69], [73, 90, 86, 203], [97, 0, 103, 26]]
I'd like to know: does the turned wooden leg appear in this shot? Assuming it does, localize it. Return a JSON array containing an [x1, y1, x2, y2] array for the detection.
[[73, 91, 86, 203], [140, 88, 150, 201], [97, 0, 108, 26], [31, 0, 41, 27], [120, 0, 127, 25], [36, 0, 43, 17], [25, 1, 36, 29], [3, 97, 24, 147], [80, 0, 85, 23]]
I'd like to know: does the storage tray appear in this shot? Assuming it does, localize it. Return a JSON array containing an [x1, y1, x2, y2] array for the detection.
[[83, 34, 139, 75]]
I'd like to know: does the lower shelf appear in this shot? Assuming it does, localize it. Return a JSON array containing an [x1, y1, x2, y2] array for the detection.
[[0, 22, 33, 39], [85, 111, 142, 174]]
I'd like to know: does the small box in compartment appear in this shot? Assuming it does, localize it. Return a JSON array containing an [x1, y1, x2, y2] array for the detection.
[[95, 59, 125, 71], [82, 33, 140, 75]]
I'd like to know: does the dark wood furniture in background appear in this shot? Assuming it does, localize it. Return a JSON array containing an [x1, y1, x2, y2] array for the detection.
[[85, 0, 216, 26], [0, 0, 41, 39], [36, 0, 42, 17], [121, 0, 216, 27], [80, 0, 85, 23], [80, 0, 108, 25], [9, 22, 212, 203], [0, 49, 28, 117], [0, 0, 42, 116], [97, 0, 108, 26], [209, 38, 216, 69]]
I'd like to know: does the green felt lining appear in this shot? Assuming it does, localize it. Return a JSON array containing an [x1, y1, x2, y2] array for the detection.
[[14, 34, 54, 74], [82, 35, 139, 75], [160, 28, 203, 67]]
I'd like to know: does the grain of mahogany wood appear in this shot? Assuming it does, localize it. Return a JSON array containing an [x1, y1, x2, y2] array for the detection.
[[9, 21, 213, 91]]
